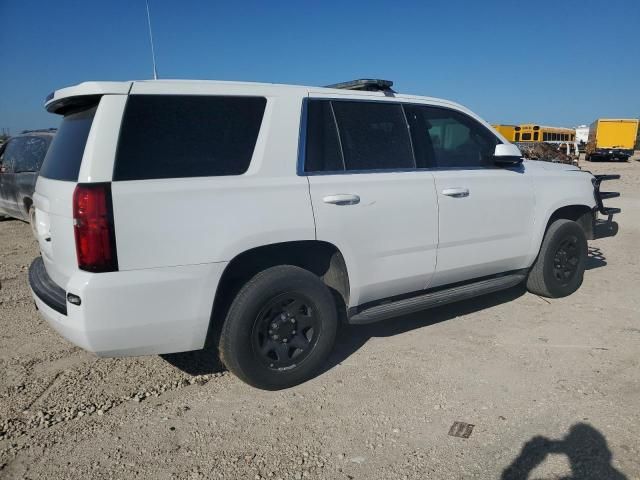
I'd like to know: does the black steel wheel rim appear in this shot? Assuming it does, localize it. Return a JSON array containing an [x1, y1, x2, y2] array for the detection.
[[251, 292, 320, 371], [552, 236, 580, 284]]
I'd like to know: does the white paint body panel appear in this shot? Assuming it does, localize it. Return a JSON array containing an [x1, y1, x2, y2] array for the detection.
[[431, 166, 536, 286], [33, 262, 225, 355], [308, 172, 438, 306], [31, 79, 598, 358]]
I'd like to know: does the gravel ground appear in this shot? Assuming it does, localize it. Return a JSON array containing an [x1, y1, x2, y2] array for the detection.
[[1, 158, 639, 480]]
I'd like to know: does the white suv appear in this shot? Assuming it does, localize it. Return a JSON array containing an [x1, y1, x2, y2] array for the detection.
[[29, 79, 619, 389]]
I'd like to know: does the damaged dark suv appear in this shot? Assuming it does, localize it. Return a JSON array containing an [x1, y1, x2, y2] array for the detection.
[[0, 129, 55, 224]]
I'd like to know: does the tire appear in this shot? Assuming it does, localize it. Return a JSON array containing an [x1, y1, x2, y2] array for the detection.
[[219, 265, 338, 390], [527, 219, 588, 298]]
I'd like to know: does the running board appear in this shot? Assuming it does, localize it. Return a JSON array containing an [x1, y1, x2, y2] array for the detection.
[[348, 273, 526, 325]]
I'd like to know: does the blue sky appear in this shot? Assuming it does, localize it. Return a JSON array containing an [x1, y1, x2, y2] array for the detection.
[[1, 0, 638, 134]]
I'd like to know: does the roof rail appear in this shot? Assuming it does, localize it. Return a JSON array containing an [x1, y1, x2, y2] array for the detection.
[[19, 128, 57, 134], [324, 78, 395, 93]]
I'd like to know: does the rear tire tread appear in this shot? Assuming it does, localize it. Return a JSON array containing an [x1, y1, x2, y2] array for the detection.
[[219, 265, 337, 390]]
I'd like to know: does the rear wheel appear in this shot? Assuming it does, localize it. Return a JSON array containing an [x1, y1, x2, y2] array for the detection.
[[527, 219, 588, 298], [219, 265, 338, 390]]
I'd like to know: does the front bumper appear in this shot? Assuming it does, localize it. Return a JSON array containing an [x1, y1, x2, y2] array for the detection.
[[591, 174, 621, 239], [29, 257, 227, 356], [593, 174, 621, 220]]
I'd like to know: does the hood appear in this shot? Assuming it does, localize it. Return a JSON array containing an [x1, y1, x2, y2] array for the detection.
[[523, 159, 582, 173]]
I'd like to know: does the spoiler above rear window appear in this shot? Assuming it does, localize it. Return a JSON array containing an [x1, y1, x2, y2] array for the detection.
[[45, 81, 133, 114]]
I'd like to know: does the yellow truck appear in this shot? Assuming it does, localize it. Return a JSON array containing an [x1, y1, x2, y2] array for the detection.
[[586, 118, 639, 161]]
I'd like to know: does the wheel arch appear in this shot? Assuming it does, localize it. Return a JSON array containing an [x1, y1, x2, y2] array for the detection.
[[207, 241, 351, 345], [528, 203, 594, 267], [545, 204, 594, 240], [22, 196, 33, 216]]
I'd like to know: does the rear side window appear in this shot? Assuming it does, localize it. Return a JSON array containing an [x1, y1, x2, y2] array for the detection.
[[305, 100, 415, 172], [332, 101, 414, 171], [40, 107, 97, 181], [114, 95, 266, 181], [304, 101, 344, 172]]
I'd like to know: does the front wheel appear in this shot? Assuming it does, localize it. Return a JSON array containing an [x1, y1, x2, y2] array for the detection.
[[219, 265, 338, 390], [527, 219, 588, 298]]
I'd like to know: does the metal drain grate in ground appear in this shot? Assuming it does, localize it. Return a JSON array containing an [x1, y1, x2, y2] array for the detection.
[[448, 421, 474, 438]]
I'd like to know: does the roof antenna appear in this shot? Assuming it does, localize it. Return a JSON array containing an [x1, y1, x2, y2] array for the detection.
[[145, 0, 159, 79]]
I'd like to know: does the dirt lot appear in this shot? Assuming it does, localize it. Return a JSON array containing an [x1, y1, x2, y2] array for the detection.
[[1, 158, 639, 480]]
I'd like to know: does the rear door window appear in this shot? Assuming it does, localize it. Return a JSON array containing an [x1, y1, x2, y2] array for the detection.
[[40, 106, 97, 181], [114, 95, 266, 181], [304, 100, 344, 173], [331, 101, 415, 171]]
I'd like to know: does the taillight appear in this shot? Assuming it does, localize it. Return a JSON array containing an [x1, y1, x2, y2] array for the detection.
[[73, 183, 118, 272]]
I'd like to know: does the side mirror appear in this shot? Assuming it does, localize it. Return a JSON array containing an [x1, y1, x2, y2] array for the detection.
[[0, 164, 6, 174], [493, 143, 523, 165]]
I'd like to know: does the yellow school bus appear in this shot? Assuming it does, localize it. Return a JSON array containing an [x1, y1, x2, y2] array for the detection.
[[514, 124, 576, 143], [492, 124, 516, 142]]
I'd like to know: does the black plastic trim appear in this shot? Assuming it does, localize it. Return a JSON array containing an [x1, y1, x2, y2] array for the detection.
[[325, 79, 395, 92], [348, 271, 527, 325], [28, 257, 67, 315], [593, 174, 621, 217]]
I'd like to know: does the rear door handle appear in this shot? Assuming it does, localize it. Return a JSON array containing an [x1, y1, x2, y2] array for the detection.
[[322, 194, 360, 206], [441, 187, 469, 198]]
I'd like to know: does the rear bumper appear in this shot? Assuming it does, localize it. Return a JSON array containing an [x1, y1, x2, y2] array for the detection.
[[29, 257, 227, 356], [29, 257, 67, 315], [591, 149, 633, 160]]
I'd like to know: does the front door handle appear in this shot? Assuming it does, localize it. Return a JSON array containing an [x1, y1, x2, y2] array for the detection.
[[322, 194, 360, 206], [441, 187, 469, 198]]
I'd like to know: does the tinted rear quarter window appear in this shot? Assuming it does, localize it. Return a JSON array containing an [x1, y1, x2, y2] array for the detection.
[[40, 106, 97, 181], [114, 95, 266, 181]]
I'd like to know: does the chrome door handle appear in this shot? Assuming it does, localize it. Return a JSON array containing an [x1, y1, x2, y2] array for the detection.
[[322, 194, 360, 206], [441, 187, 469, 198]]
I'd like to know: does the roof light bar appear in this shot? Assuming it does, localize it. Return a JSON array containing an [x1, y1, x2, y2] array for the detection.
[[325, 79, 395, 92]]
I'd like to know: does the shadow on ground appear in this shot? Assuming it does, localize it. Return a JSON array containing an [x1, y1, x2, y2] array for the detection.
[[502, 423, 627, 479], [587, 246, 607, 270], [161, 348, 225, 376], [323, 284, 526, 373]]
